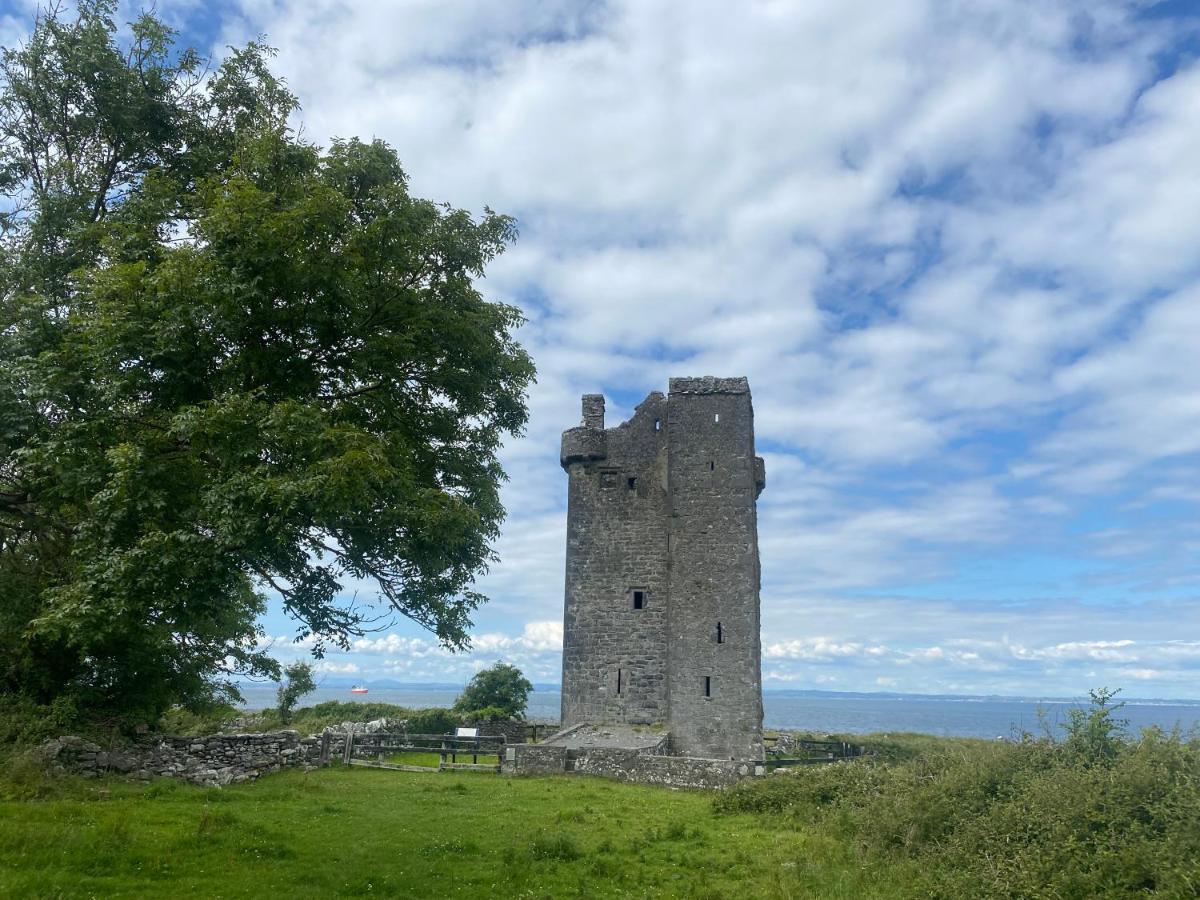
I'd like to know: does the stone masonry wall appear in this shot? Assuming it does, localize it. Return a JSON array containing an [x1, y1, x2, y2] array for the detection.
[[502, 743, 568, 774], [571, 748, 761, 790], [39, 731, 337, 786], [501, 742, 762, 789], [666, 377, 765, 760], [561, 392, 671, 725]]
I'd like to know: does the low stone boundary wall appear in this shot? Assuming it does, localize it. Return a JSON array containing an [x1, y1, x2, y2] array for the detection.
[[571, 748, 761, 789], [503, 743, 568, 774], [501, 742, 763, 789], [39, 731, 339, 786]]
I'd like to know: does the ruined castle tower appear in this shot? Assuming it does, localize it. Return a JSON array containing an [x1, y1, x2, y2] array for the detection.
[[559, 377, 766, 760]]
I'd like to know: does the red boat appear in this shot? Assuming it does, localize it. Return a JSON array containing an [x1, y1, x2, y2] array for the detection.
[[350, 686, 369, 694]]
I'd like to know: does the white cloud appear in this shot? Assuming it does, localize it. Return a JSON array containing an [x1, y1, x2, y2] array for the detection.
[[207, 0, 1200, 697]]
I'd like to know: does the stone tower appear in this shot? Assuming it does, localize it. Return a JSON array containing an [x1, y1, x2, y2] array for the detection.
[[559, 377, 766, 760]]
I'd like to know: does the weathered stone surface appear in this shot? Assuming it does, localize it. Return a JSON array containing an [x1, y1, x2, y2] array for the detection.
[[503, 743, 568, 774], [37, 730, 321, 785], [571, 748, 752, 789], [501, 741, 760, 789], [560, 378, 765, 761]]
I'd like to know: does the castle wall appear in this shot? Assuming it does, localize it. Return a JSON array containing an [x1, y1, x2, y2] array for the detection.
[[560, 377, 764, 760], [560, 393, 670, 725], [665, 377, 764, 760]]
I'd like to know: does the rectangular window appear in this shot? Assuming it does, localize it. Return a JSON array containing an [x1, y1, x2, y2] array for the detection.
[[714, 413, 720, 423], [716, 622, 724, 644], [632, 590, 645, 610], [627, 476, 637, 490], [617, 668, 623, 695], [708, 461, 715, 471], [704, 676, 712, 698], [654, 419, 661, 431]]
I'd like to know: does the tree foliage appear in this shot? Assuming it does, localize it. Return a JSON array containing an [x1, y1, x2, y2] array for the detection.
[[275, 662, 317, 726], [453, 662, 533, 719], [0, 2, 533, 723]]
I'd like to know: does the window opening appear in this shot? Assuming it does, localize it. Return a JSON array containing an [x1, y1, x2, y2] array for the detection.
[[600, 470, 618, 488], [617, 668, 623, 694], [627, 476, 637, 490], [708, 461, 715, 471], [714, 413, 720, 423], [654, 419, 661, 431], [716, 622, 724, 644], [632, 590, 645, 610], [704, 676, 712, 698]]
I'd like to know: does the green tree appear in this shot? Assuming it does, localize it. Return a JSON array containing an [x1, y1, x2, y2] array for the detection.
[[275, 661, 317, 725], [453, 663, 533, 719], [1062, 687, 1128, 762], [0, 2, 533, 724]]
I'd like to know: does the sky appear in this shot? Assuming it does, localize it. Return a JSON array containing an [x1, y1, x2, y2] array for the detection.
[[5, 0, 1199, 698]]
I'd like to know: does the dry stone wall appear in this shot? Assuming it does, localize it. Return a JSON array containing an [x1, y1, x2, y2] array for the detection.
[[38, 731, 337, 786]]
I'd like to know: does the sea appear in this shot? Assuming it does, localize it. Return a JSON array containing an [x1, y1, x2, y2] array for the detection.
[[236, 686, 1200, 739]]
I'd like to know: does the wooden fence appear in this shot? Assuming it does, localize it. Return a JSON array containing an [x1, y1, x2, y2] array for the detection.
[[765, 737, 864, 767], [341, 732, 506, 773]]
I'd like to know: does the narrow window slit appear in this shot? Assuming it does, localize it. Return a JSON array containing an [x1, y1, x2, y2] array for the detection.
[[627, 476, 637, 490], [617, 668, 623, 694], [654, 419, 661, 431], [716, 622, 724, 644], [632, 590, 645, 610], [714, 413, 720, 423], [704, 676, 712, 698], [708, 461, 715, 471]]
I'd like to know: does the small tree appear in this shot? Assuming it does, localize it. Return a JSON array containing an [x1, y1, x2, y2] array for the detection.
[[453, 663, 532, 720], [1063, 687, 1128, 763], [275, 662, 317, 725]]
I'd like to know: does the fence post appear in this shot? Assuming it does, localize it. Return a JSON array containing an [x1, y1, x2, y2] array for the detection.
[[319, 731, 331, 766], [342, 731, 354, 765]]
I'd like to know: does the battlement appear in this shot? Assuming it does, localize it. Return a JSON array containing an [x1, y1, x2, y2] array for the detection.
[[668, 376, 750, 395]]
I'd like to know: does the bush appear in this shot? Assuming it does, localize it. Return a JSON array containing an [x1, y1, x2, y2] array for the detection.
[[158, 704, 241, 736], [460, 706, 509, 724], [453, 663, 532, 719], [275, 662, 317, 726], [717, 691, 1200, 898], [402, 708, 461, 736], [0, 696, 82, 746]]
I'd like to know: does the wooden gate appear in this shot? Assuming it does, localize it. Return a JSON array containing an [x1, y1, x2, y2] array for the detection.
[[341, 731, 505, 773]]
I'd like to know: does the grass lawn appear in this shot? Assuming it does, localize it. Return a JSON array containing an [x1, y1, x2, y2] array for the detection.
[[0, 766, 913, 899], [377, 751, 501, 768]]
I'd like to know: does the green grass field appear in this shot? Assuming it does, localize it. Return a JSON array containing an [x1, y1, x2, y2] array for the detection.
[[0, 765, 910, 899], [3, 695, 1193, 898]]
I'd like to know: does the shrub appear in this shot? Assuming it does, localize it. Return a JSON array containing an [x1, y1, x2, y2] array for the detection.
[[718, 691, 1200, 898], [453, 663, 533, 719], [403, 708, 461, 736], [275, 662, 317, 726]]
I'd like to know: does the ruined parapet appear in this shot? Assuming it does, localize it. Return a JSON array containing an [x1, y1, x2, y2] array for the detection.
[[560, 394, 609, 468]]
